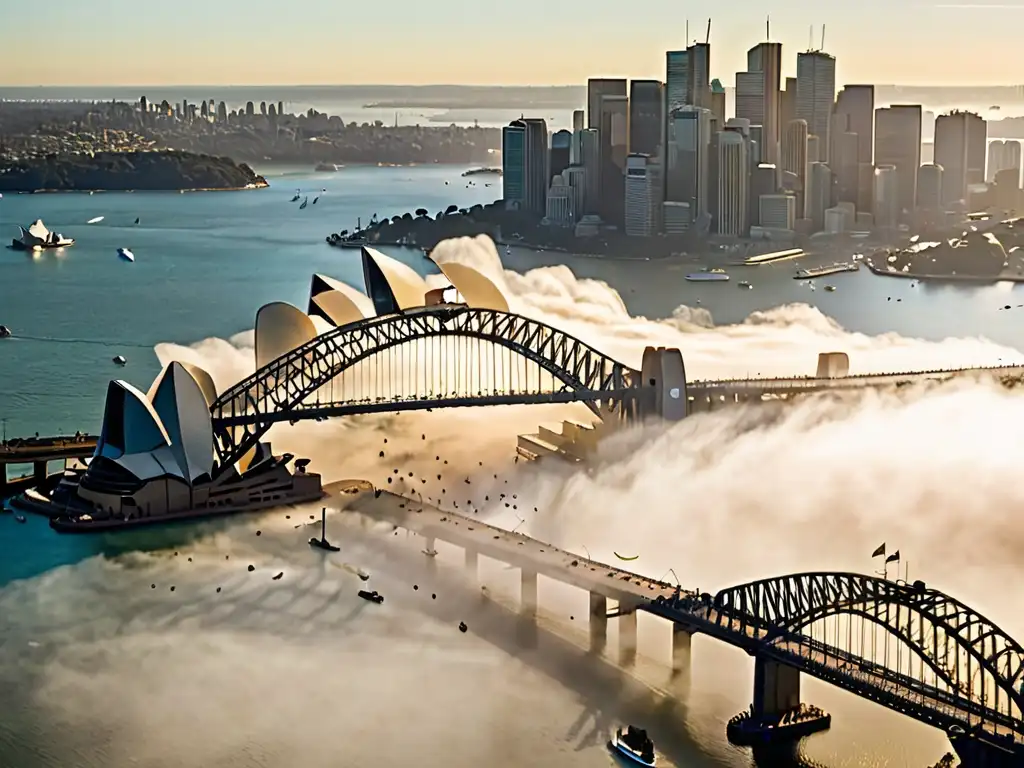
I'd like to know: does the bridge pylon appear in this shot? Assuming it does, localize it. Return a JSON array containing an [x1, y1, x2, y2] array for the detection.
[[637, 346, 687, 422], [752, 656, 801, 718]]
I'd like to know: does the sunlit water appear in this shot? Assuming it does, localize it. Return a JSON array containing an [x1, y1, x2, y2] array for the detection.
[[0, 165, 1019, 767]]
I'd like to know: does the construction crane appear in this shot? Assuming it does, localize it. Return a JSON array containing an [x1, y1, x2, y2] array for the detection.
[[706, 18, 711, 45]]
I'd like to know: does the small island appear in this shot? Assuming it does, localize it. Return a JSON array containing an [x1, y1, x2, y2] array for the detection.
[[0, 150, 268, 193], [866, 221, 1024, 283]]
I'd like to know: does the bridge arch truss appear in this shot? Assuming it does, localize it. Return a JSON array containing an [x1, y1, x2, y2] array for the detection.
[[210, 305, 640, 470], [709, 572, 1024, 733]]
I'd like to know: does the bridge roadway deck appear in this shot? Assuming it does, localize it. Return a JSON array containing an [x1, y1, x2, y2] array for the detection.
[[344, 488, 681, 607], [0, 435, 97, 465], [346, 487, 1024, 746], [688, 364, 1024, 397]]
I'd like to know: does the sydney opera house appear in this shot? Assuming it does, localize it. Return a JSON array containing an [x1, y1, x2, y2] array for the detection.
[[29, 246, 514, 531]]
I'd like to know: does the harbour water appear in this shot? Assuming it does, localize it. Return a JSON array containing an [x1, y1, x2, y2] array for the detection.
[[2, 165, 1023, 767]]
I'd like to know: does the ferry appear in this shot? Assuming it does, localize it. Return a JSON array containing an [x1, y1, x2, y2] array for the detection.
[[609, 726, 656, 766], [794, 262, 859, 279], [744, 248, 805, 265], [117, 247, 135, 262], [686, 269, 730, 283]]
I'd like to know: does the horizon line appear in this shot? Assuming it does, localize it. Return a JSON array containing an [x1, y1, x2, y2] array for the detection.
[[2, 81, 1024, 90]]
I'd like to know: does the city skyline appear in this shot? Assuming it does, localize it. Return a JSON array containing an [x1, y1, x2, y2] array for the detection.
[[2, 0, 1024, 87]]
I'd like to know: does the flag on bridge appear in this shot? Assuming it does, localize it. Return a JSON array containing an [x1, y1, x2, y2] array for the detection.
[[871, 543, 886, 558], [885, 550, 901, 564]]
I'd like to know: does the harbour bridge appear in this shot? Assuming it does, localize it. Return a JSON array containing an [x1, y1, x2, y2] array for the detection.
[[356, 489, 1024, 766], [208, 303, 1024, 472]]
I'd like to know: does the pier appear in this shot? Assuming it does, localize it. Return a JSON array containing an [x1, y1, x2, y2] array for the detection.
[[0, 434, 96, 499]]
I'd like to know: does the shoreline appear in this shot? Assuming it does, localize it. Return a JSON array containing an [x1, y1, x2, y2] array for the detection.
[[865, 261, 1024, 283], [1, 182, 270, 195]]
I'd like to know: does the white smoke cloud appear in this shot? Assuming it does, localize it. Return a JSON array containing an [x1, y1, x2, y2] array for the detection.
[[6, 234, 1022, 766]]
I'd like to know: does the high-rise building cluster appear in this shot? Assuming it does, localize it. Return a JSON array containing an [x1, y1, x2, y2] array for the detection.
[[501, 26, 1022, 240]]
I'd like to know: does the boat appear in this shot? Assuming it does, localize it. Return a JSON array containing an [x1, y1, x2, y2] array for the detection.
[[609, 726, 656, 767], [112, 355, 127, 366], [335, 238, 367, 249], [299, 197, 308, 210], [686, 271, 730, 282], [358, 589, 384, 604], [0, 326, 11, 339], [312, 196, 319, 205], [315, 163, 339, 172], [11, 220, 74, 251], [794, 262, 859, 279], [117, 248, 135, 263], [423, 548, 438, 557], [309, 507, 341, 551], [738, 281, 752, 289], [290, 191, 301, 202], [824, 284, 837, 292], [86, 216, 104, 224]]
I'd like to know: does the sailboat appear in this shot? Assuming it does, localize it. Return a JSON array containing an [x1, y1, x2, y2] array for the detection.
[[290, 190, 301, 202], [312, 196, 319, 205], [299, 197, 308, 210]]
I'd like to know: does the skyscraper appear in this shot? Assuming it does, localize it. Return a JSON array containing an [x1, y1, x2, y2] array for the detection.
[[709, 79, 726, 127], [688, 43, 711, 109], [577, 129, 601, 215], [780, 77, 797, 131], [550, 130, 572, 179], [665, 50, 690, 116], [874, 165, 900, 228], [587, 79, 627, 129], [875, 105, 922, 220], [988, 140, 1022, 184], [717, 130, 751, 236], [665, 107, 712, 226], [806, 162, 833, 231], [629, 80, 664, 158], [521, 118, 549, 216], [796, 51, 836, 163], [572, 110, 585, 132], [502, 121, 527, 206], [834, 85, 875, 165], [917, 163, 944, 210], [782, 119, 809, 217], [966, 111, 987, 185], [934, 111, 970, 205], [599, 95, 630, 226], [736, 42, 782, 165], [624, 154, 662, 236]]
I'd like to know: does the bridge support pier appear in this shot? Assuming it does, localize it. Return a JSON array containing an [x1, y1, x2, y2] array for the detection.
[[33, 460, 47, 485], [619, 607, 637, 666], [589, 593, 607, 654], [952, 735, 1021, 768], [671, 623, 692, 685], [518, 569, 538, 647], [464, 548, 478, 579], [752, 656, 801, 718]]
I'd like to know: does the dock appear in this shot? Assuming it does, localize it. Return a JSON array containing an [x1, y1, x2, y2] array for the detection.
[[1, 434, 97, 498]]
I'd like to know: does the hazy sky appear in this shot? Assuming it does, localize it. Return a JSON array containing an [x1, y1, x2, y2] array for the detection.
[[1, 0, 1021, 86]]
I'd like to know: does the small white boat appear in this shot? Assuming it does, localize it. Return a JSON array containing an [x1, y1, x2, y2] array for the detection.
[[824, 284, 836, 292], [86, 216, 104, 224], [610, 727, 656, 767], [112, 355, 127, 366], [117, 248, 135, 262], [738, 281, 752, 289], [686, 272, 730, 282], [423, 549, 439, 557]]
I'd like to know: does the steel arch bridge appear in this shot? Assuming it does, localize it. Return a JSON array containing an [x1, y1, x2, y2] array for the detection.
[[209, 305, 642, 470], [693, 572, 1024, 740]]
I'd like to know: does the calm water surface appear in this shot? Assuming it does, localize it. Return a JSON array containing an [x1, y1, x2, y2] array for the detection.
[[0, 165, 1011, 768]]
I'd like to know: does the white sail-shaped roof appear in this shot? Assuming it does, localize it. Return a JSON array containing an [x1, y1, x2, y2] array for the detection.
[[432, 261, 510, 312], [27, 220, 51, 241], [254, 301, 318, 370], [148, 361, 216, 482], [96, 380, 172, 460], [361, 246, 429, 314], [308, 273, 375, 327]]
